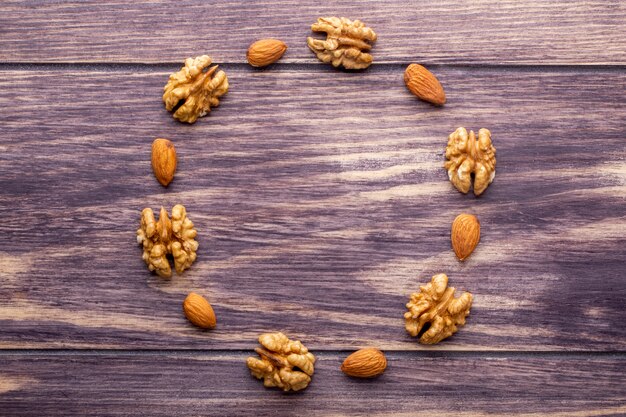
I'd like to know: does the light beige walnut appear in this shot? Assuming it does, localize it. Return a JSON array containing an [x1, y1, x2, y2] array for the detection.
[[444, 127, 496, 196], [163, 55, 229, 124], [307, 17, 377, 69], [404, 273, 473, 344], [246, 332, 315, 392], [136, 205, 198, 278]]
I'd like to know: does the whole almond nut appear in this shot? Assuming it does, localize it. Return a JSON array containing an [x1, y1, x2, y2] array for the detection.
[[451, 213, 480, 261], [247, 39, 287, 67], [341, 348, 387, 378], [183, 292, 216, 329], [404, 63, 446, 106], [151, 138, 177, 186]]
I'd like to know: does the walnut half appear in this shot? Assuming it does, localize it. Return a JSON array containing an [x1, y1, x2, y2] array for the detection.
[[163, 55, 229, 124], [246, 332, 316, 392], [444, 127, 496, 196], [136, 205, 198, 278], [307, 17, 377, 69], [404, 273, 473, 344]]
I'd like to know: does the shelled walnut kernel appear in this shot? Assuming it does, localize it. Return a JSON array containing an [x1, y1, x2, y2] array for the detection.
[[405, 273, 473, 344], [163, 55, 228, 124], [136, 205, 198, 278], [246, 332, 315, 392], [307, 17, 377, 69], [444, 127, 496, 196]]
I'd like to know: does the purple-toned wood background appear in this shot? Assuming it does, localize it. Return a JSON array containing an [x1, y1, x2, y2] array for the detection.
[[0, 1, 625, 415]]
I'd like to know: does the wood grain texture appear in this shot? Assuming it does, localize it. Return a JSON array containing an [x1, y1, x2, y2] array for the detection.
[[0, 353, 625, 416], [1, 0, 625, 64], [1, 1, 625, 414], [0, 67, 624, 350]]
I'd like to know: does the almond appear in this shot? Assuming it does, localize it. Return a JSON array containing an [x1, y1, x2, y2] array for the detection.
[[151, 138, 177, 187], [183, 292, 216, 329], [404, 63, 446, 106], [340, 348, 387, 378], [247, 39, 287, 67], [451, 213, 480, 261]]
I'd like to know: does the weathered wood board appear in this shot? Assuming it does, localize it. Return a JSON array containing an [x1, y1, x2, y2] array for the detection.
[[1, 0, 625, 415], [0, 67, 624, 350], [1, 353, 625, 416], [1, 0, 625, 64]]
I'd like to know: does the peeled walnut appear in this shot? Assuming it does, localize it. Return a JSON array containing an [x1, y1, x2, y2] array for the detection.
[[246, 332, 315, 392], [136, 205, 198, 278], [307, 17, 377, 69], [444, 127, 496, 196], [163, 55, 229, 124], [404, 273, 473, 344]]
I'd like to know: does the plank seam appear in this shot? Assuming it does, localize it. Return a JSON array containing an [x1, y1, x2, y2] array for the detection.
[[1, 63, 625, 73], [0, 350, 625, 358]]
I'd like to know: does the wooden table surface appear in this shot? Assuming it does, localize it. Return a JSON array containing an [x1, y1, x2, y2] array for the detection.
[[1, 1, 625, 416]]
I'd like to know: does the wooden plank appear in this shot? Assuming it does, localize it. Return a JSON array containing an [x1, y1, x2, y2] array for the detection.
[[0, 353, 625, 416], [1, 1, 625, 64], [0, 67, 624, 350]]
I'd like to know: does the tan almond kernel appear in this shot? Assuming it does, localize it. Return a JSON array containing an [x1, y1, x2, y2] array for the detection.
[[183, 292, 216, 329], [247, 39, 287, 67], [404, 63, 446, 106], [151, 138, 177, 187], [451, 214, 481, 261], [341, 348, 387, 378]]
